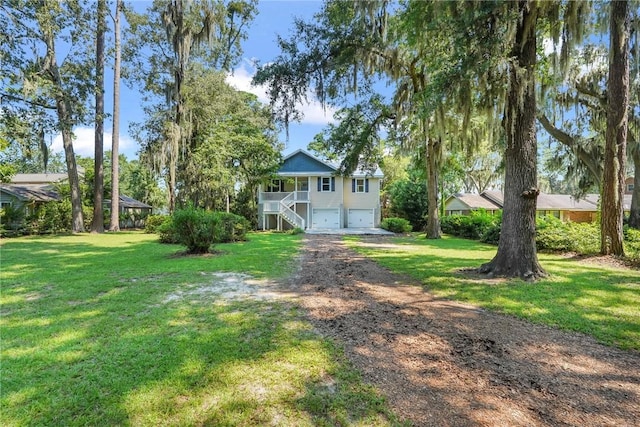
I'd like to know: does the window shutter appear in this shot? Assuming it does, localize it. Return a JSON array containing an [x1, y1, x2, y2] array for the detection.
[[352, 179, 356, 193], [317, 177, 321, 192], [365, 179, 369, 193], [331, 177, 335, 192]]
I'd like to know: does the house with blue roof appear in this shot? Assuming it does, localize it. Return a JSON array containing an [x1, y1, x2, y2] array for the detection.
[[258, 149, 383, 230]]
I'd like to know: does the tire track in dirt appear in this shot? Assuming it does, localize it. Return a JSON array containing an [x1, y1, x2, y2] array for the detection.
[[283, 234, 640, 426]]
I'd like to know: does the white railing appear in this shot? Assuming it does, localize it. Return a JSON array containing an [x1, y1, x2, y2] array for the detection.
[[259, 191, 310, 203], [260, 191, 307, 229], [279, 201, 305, 229]]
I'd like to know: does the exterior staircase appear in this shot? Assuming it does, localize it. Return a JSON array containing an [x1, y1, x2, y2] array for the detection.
[[278, 192, 305, 229]]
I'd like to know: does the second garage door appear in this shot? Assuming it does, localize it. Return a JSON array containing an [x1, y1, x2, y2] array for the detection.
[[348, 208, 374, 228], [311, 208, 340, 229]]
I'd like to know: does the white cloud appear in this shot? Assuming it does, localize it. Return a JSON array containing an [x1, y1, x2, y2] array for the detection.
[[51, 127, 137, 159], [226, 60, 336, 126]]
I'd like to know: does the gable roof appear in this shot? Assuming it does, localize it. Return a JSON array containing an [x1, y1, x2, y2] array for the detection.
[[0, 184, 61, 203], [278, 149, 383, 178], [446, 193, 502, 210], [279, 150, 336, 175]]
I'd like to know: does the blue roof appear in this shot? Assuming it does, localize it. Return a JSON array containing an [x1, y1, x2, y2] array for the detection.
[[278, 150, 336, 174]]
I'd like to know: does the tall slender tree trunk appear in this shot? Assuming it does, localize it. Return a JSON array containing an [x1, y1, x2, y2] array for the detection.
[[43, 33, 83, 232], [425, 136, 441, 239], [91, 0, 106, 233], [601, 0, 629, 255], [110, 0, 122, 232], [479, 0, 545, 279]]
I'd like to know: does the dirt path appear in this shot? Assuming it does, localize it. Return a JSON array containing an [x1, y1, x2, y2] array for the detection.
[[283, 235, 640, 426]]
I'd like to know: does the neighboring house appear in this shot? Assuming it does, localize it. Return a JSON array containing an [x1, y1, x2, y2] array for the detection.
[[104, 195, 153, 228], [0, 183, 61, 217], [444, 191, 616, 223], [1, 173, 152, 230], [258, 150, 383, 230]]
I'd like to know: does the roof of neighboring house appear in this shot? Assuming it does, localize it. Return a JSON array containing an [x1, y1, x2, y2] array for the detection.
[[0, 184, 61, 203], [445, 191, 628, 212], [10, 173, 68, 185], [536, 193, 598, 211], [278, 149, 384, 178], [481, 190, 504, 206], [445, 193, 502, 210], [104, 195, 153, 209]]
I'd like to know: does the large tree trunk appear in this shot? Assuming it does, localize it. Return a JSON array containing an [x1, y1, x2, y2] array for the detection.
[[110, 0, 122, 232], [601, 0, 629, 255], [479, 0, 545, 279], [425, 136, 441, 239], [91, 0, 106, 233]]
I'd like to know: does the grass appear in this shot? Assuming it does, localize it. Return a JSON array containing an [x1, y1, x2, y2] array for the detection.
[[346, 234, 640, 351], [1, 232, 404, 427]]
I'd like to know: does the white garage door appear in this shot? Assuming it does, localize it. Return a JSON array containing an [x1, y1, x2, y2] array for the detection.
[[348, 209, 374, 228], [312, 208, 340, 229]]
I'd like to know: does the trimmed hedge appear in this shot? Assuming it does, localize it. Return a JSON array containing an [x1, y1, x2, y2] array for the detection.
[[381, 217, 412, 233]]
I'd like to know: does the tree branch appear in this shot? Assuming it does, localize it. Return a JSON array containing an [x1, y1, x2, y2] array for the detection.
[[0, 92, 57, 110]]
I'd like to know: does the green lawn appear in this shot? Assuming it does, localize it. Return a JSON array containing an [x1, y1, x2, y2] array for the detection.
[[1, 232, 403, 427], [346, 234, 640, 351]]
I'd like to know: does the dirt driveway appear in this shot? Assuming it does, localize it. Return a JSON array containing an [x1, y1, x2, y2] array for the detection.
[[284, 235, 640, 426]]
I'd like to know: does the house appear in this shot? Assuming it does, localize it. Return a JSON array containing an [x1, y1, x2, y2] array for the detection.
[[104, 195, 153, 228], [444, 191, 610, 223], [1, 173, 152, 230], [257, 150, 383, 230]]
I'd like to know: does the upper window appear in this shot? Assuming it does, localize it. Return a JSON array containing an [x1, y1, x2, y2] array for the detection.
[[317, 176, 335, 192], [628, 184, 635, 192], [321, 177, 331, 192], [352, 178, 369, 193], [266, 179, 283, 192]]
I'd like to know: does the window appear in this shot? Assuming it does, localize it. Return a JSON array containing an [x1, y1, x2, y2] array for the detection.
[[351, 178, 369, 193], [1, 201, 11, 209], [628, 184, 635, 192], [321, 177, 331, 192], [317, 177, 335, 192], [266, 179, 283, 192]]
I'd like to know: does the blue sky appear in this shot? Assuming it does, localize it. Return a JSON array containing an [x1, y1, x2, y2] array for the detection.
[[53, 0, 334, 160]]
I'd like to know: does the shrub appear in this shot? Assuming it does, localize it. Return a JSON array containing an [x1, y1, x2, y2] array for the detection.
[[624, 226, 640, 260], [166, 208, 250, 252], [381, 217, 412, 233], [157, 217, 179, 244], [287, 227, 305, 235], [441, 209, 499, 240], [145, 214, 169, 233], [535, 216, 599, 254], [211, 211, 250, 243], [172, 207, 219, 253]]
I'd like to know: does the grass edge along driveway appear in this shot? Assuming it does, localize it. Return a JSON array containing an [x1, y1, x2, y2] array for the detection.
[[1, 232, 406, 427], [345, 234, 640, 352]]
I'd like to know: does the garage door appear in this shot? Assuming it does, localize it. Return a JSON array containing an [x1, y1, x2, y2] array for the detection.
[[348, 209, 374, 228], [312, 208, 340, 229]]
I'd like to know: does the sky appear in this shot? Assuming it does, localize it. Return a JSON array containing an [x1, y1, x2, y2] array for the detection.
[[52, 0, 335, 160]]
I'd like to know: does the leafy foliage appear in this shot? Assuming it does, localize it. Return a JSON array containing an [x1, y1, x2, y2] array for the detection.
[[440, 209, 500, 240], [380, 217, 412, 233], [169, 207, 250, 253], [386, 168, 428, 231]]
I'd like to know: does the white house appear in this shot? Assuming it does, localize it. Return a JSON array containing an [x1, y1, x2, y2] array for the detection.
[[258, 150, 383, 231]]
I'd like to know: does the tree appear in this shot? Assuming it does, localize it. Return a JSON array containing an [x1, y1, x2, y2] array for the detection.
[[1, 0, 95, 232], [124, 0, 257, 212], [109, 0, 123, 232], [91, 0, 107, 233], [601, 0, 630, 255]]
